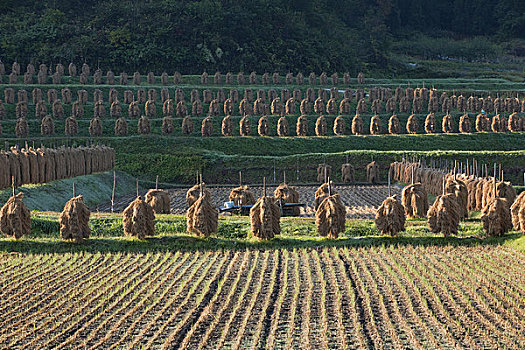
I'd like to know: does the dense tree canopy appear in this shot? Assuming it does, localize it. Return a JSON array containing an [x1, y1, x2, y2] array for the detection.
[[0, 0, 522, 74]]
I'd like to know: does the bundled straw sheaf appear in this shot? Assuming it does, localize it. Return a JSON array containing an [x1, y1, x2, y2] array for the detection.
[[375, 195, 405, 236], [122, 197, 155, 239], [145, 189, 171, 214], [59, 195, 90, 242]]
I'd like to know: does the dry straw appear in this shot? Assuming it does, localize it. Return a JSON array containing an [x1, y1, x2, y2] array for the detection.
[[59, 195, 90, 242], [388, 115, 401, 134], [122, 196, 155, 239], [145, 189, 171, 214], [0, 192, 31, 239]]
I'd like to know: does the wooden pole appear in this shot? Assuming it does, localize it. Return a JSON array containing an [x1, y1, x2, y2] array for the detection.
[[328, 177, 332, 197], [111, 170, 116, 213], [72, 182, 75, 197], [136, 178, 139, 198], [493, 163, 497, 198], [155, 175, 158, 190], [12, 176, 15, 197], [388, 169, 392, 197], [263, 177, 267, 197]]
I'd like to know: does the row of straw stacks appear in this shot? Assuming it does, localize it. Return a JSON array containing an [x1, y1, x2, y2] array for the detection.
[[392, 160, 521, 236], [0, 145, 115, 188]]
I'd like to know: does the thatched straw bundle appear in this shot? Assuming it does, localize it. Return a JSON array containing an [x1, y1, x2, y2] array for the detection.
[[370, 115, 382, 135], [119, 72, 128, 85], [262, 73, 270, 85], [32, 87, 42, 104], [442, 114, 454, 133], [237, 72, 245, 85], [315, 115, 327, 136], [421, 113, 435, 134], [252, 98, 265, 116], [173, 71, 182, 84], [0, 102, 4, 120], [239, 98, 251, 116], [258, 116, 270, 136], [15, 118, 28, 138], [457, 95, 466, 112], [296, 72, 304, 84], [145, 189, 170, 214], [68, 63, 76, 76], [186, 183, 211, 207], [92, 101, 105, 119], [388, 114, 400, 134], [375, 195, 405, 236], [250, 196, 280, 240], [481, 197, 512, 236], [306, 88, 315, 102], [122, 197, 155, 239], [176, 101, 187, 117], [92, 69, 102, 84], [343, 72, 350, 84], [187, 194, 218, 237], [319, 72, 328, 85], [162, 116, 174, 135], [371, 99, 381, 114], [274, 183, 300, 215], [15, 102, 28, 119], [137, 116, 151, 135], [401, 183, 428, 218], [475, 113, 490, 132], [276, 116, 289, 137], [132, 71, 141, 85], [201, 117, 213, 137], [341, 164, 355, 183], [4, 88, 14, 104], [271, 98, 282, 115], [147, 88, 157, 102], [491, 114, 502, 132], [106, 70, 115, 85], [114, 117, 128, 136], [412, 97, 423, 114], [137, 89, 146, 103], [17, 89, 27, 104], [309, 72, 316, 85], [40, 115, 55, 135], [356, 98, 367, 114], [89, 117, 103, 137], [230, 89, 239, 103], [192, 100, 203, 116], [50, 99, 64, 119], [123, 90, 133, 104], [385, 98, 396, 114], [229, 185, 256, 205], [313, 181, 334, 210], [208, 99, 220, 117], [214, 72, 222, 85], [445, 176, 468, 219], [338, 98, 350, 115], [236, 116, 250, 136], [146, 72, 155, 85], [510, 192, 525, 233], [78, 73, 88, 85], [59, 195, 90, 242], [459, 114, 471, 133], [108, 101, 121, 118], [128, 101, 140, 119], [314, 98, 325, 115], [61, 88, 72, 104], [220, 115, 233, 136], [65, 116, 78, 136], [271, 72, 279, 84], [405, 114, 418, 134], [296, 115, 308, 136], [508, 112, 521, 132], [249, 71, 257, 84], [317, 164, 332, 183], [367, 161, 380, 183], [316, 193, 345, 238], [428, 193, 460, 236], [300, 99, 311, 115], [326, 98, 337, 115], [285, 98, 295, 115], [285, 73, 293, 85], [357, 72, 364, 84], [352, 114, 364, 135], [333, 116, 345, 135], [201, 72, 208, 85], [427, 97, 438, 113], [0, 193, 31, 239], [224, 98, 234, 115]]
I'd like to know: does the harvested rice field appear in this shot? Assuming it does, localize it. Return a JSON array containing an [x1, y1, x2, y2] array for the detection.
[[1, 245, 524, 349], [96, 184, 400, 219]]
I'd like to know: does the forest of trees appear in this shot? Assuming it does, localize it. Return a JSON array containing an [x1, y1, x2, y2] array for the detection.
[[0, 0, 523, 75]]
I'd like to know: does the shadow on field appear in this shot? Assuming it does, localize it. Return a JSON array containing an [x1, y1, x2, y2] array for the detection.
[[0, 232, 522, 254]]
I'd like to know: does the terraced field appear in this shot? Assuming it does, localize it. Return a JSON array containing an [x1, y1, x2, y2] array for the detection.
[[96, 184, 400, 219], [1, 245, 524, 349]]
